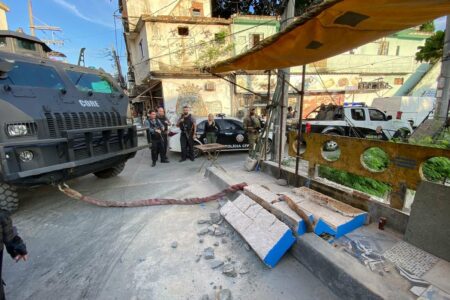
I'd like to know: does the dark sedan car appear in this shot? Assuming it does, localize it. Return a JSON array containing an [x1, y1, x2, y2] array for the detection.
[[168, 116, 272, 157]]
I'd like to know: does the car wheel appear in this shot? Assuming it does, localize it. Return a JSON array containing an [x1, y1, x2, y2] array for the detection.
[[94, 162, 126, 179], [322, 132, 340, 151], [0, 182, 19, 212]]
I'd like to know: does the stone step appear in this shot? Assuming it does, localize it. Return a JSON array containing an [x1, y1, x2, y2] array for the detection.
[[288, 187, 368, 238], [243, 184, 313, 236], [220, 194, 295, 268]]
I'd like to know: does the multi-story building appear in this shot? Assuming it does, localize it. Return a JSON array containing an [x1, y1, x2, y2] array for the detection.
[[235, 27, 434, 117], [120, 0, 233, 122], [120, 0, 435, 122]]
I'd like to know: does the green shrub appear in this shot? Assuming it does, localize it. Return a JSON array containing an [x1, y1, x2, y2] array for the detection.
[[422, 157, 450, 183], [361, 147, 389, 172], [318, 165, 391, 198]]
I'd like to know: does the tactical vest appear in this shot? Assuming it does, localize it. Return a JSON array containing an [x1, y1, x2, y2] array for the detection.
[[180, 114, 194, 133]]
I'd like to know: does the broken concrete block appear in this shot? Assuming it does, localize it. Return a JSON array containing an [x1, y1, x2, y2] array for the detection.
[[273, 200, 313, 235], [220, 195, 295, 268], [244, 184, 313, 236], [290, 187, 367, 238]]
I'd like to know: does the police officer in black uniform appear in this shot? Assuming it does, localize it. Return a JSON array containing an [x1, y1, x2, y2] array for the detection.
[[145, 110, 169, 167], [157, 107, 170, 163], [177, 106, 196, 162]]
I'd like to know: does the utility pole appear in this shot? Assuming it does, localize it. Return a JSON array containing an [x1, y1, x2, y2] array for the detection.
[[272, 0, 295, 162], [28, 0, 35, 36], [435, 16, 450, 123], [111, 46, 126, 89], [28, 0, 64, 46]]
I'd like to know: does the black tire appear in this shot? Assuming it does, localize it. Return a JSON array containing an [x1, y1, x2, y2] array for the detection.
[[322, 131, 340, 151], [93, 162, 126, 179], [0, 182, 19, 212]]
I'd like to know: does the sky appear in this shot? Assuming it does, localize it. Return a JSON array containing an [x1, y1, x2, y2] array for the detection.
[[3, 0, 126, 75], [2, 1, 447, 77]]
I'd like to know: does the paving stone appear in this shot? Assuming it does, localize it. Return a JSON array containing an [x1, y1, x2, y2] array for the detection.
[[209, 259, 224, 269], [384, 241, 438, 277], [203, 247, 215, 260], [220, 194, 295, 268]]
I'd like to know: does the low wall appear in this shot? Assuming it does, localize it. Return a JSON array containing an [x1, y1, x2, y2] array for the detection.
[[261, 160, 409, 234]]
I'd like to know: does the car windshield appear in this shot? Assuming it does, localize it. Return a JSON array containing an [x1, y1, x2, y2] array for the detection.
[[0, 61, 65, 89], [66, 70, 118, 94]]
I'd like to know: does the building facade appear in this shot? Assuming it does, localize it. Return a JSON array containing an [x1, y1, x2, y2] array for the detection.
[[120, 0, 435, 122], [120, 0, 234, 123]]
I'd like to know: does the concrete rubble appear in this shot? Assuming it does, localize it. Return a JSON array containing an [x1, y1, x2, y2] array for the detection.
[[203, 247, 215, 260]]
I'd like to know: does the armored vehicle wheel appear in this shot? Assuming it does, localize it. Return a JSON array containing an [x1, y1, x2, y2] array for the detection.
[[0, 182, 19, 212], [93, 162, 126, 179]]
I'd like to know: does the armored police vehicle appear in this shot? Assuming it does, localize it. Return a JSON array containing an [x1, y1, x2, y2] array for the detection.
[[0, 30, 142, 211]]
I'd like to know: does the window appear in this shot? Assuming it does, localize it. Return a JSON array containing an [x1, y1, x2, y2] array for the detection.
[[229, 120, 243, 130], [0, 61, 65, 89], [369, 109, 386, 121], [396, 45, 400, 56], [197, 120, 206, 132], [394, 77, 404, 85], [377, 40, 389, 55], [250, 33, 263, 48], [191, 2, 203, 16], [16, 38, 36, 51], [178, 27, 189, 36], [205, 82, 215, 91], [216, 119, 235, 131], [351, 108, 366, 121], [66, 70, 118, 94], [138, 39, 144, 59]]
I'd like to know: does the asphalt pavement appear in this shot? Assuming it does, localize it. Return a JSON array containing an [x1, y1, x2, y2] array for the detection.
[[4, 148, 337, 300]]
